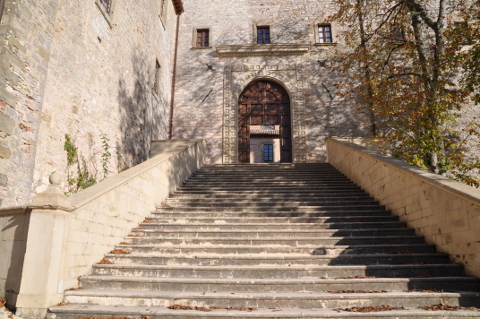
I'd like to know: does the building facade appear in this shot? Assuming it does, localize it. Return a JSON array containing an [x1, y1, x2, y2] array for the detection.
[[0, 0, 183, 207], [172, 0, 366, 164], [15, 0, 480, 207]]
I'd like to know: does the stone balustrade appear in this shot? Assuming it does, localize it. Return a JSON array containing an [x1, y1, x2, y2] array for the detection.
[[326, 137, 480, 278], [0, 139, 205, 318]]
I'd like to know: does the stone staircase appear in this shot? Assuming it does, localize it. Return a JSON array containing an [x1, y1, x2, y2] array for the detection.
[[48, 163, 480, 318]]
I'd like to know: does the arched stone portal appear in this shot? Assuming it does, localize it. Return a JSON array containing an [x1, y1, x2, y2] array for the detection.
[[238, 80, 292, 163], [222, 63, 307, 164]]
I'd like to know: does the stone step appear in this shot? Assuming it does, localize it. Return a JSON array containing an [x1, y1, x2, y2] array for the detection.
[[163, 199, 379, 207], [172, 190, 367, 196], [178, 185, 362, 191], [190, 175, 351, 179], [169, 193, 370, 199], [162, 202, 382, 209], [107, 242, 430, 256], [126, 228, 415, 241], [48, 163, 480, 319], [166, 195, 376, 201], [199, 163, 332, 168], [190, 171, 348, 175], [152, 210, 394, 218], [145, 216, 401, 224], [188, 177, 351, 182], [92, 264, 464, 279], [182, 182, 352, 189], [102, 252, 449, 267], [155, 205, 388, 212], [117, 239, 435, 250], [130, 228, 415, 238], [47, 304, 480, 319], [111, 240, 423, 255], [79, 276, 480, 293], [137, 221, 407, 230], [62, 290, 480, 309]]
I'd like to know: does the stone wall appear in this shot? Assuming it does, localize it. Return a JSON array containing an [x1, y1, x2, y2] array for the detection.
[[0, 0, 181, 207], [327, 137, 480, 278], [32, 0, 180, 198], [172, 0, 366, 164], [0, 0, 60, 207]]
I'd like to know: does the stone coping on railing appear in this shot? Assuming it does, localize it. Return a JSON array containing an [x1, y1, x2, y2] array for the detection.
[[328, 137, 480, 203], [12, 139, 206, 318], [0, 205, 29, 216], [326, 137, 480, 278], [71, 139, 202, 210]]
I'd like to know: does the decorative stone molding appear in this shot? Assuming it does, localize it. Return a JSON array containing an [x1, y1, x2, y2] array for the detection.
[[222, 63, 308, 164], [216, 44, 310, 57], [30, 172, 73, 212]]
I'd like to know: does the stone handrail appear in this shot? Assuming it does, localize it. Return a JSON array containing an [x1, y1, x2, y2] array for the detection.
[[326, 137, 480, 278], [11, 139, 206, 318]]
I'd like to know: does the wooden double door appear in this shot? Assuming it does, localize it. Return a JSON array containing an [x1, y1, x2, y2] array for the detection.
[[238, 81, 292, 163]]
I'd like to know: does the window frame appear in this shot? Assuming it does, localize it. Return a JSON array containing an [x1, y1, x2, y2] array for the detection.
[[256, 26, 271, 44], [194, 28, 211, 48], [263, 144, 274, 163], [317, 24, 333, 44]]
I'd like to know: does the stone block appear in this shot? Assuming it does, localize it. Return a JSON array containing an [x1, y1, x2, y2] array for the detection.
[[0, 142, 11, 159], [0, 173, 7, 187], [0, 112, 14, 135], [0, 88, 16, 108]]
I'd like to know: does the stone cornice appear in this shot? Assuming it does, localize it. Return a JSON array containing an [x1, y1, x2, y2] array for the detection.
[[216, 44, 311, 57]]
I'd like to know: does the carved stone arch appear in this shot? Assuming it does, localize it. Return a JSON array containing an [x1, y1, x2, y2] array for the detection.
[[238, 80, 292, 163], [238, 75, 293, 99], [222, 64, 307, 164]]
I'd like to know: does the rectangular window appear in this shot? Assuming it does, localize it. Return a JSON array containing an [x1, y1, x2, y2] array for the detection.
[[99, 0, 113, 15], [318, 24, 332, 43], [153, 60, 161, 96], [257, 26, 271, 44], [264, 144, 273, 162], [196, 29, 210, 47]]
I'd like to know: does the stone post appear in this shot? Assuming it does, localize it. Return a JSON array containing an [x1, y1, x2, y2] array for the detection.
[[15, 173, 73, 318]]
